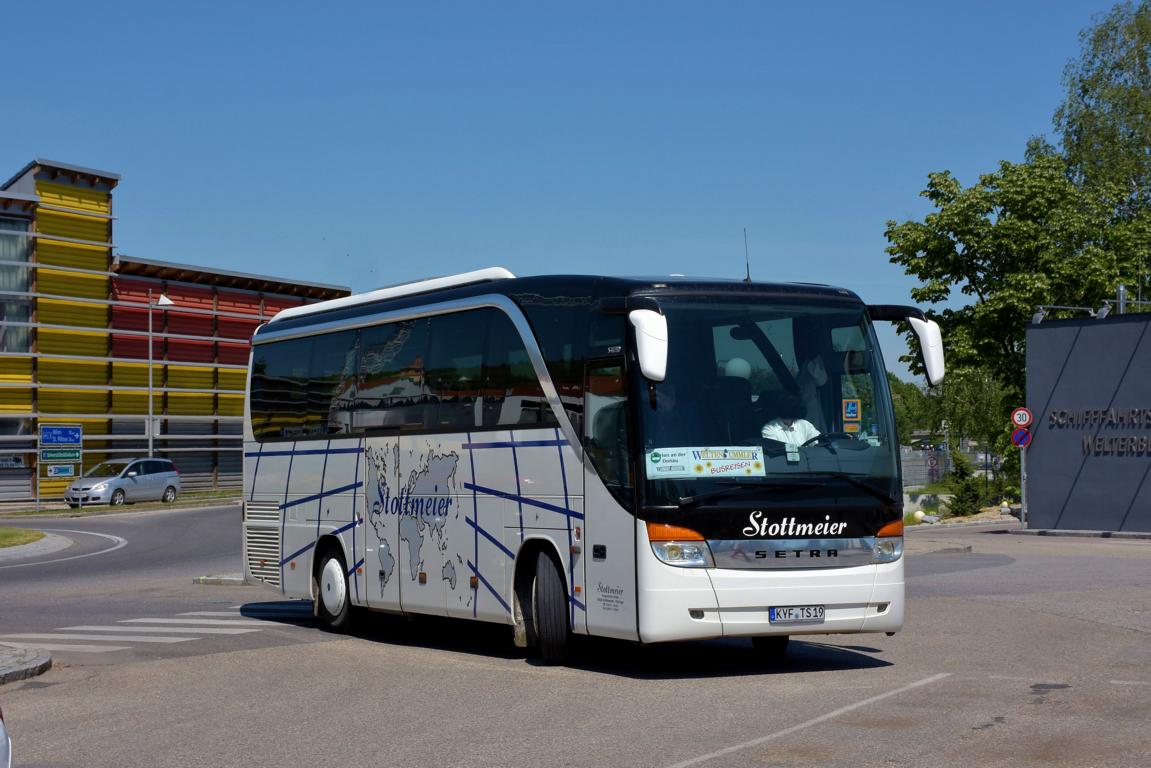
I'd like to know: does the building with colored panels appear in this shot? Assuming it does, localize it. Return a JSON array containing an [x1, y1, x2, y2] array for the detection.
[[0, 159, 348, 501]]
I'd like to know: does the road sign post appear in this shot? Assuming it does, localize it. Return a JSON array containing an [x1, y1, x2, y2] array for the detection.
[[36, 424, 83, 511], [1010, 409, 1032, 529]]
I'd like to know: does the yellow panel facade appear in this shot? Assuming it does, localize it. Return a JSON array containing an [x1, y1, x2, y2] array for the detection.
[[37, 298, 107, 329], [0, 357, 33, 383], [167, 392, 214, 415], [37, 240, 110, 272], [35, 181, 111, 215], [38, 329, 107, 356], [0, 388, 33, 413], [111, 363, 148, 387], [36, 211, 110, 244], [167, 366, 214, 390], [39, 358, 106, 385], [38, 389, 107, 414], [218, 369, 246, 392], [218, 393, 244, 416], [111, 391, 147, 414], [36, 268, 109, 300]]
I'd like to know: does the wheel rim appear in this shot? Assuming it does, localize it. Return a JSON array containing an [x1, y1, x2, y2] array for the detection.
[[163, 487, 175, 502], [111, 491, 124, 505], [320, 557, 347, 616]]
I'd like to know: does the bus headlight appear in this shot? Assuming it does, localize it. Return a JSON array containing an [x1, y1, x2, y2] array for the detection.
[[646, 522, 714, 568], [871, 520, 903, 564]]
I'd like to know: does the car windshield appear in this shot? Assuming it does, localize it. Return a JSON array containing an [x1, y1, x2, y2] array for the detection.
[[635, 294, 899, 508], [85, 462, 129, 477]]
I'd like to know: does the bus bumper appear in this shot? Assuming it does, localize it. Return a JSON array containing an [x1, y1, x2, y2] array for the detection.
[[637, 556, 904, 643]]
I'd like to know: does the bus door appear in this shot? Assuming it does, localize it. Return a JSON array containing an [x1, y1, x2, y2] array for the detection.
[[362, 434, 403, 611], [581, 359, 640, 641]]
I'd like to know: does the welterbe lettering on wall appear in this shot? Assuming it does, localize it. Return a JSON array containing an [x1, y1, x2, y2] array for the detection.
[[1047, 407, 1151, 456]]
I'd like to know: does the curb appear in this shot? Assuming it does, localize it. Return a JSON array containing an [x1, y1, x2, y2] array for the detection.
[[0, 497, 242, 520], [0, 644, 52, 687], [193, 574, 249, 586], [1010, 529, 1151, 541], [907, 519, 1021, 532]]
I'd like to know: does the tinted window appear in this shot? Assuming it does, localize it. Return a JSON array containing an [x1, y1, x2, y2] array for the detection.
[[483, 311, 555, 427], [425, 312, 484, 429], [250, 337, 310, 439], [306, 330, 358, 435], [355, 319, 428, 430]]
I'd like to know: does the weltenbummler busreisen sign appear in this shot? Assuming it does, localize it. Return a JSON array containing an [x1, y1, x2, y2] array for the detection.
[[1025, 314, 1151, 532]]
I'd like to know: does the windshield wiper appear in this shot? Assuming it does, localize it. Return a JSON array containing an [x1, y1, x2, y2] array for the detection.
[[677, 479, 819, 509], [797, 472, 900, 506]]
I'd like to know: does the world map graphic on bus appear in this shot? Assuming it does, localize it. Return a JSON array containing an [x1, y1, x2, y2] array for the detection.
[[365, 443, 461, 594]]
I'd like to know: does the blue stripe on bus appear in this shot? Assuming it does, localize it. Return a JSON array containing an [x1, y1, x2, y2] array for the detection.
[[314, 439, 331, 543], [511, 436, 524, 539], [570, 596, 586, 612], [352, 444, 362, 602], [465, 516, 515, 560], [244, 447, 364, 458], [555, 426, 576, 625], [468, 560, 510, 614], [460, 439, 568, 450], [278, 481, 364, 510], [279, 519, 360, 567], [280, 442, 297, 593], [462, 482, 584, 520], [248, 443, 262, 502], [466, 431, 479, 619], [347, 558, 364, 578]]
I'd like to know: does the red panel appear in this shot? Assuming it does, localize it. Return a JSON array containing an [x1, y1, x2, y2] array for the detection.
[[111, 305, 149, 332], [263, 296, 303, 317], [167, 339, 215, 363], [218, 342, 251, 365], [218, 317, 260, 340], [166, 311, 213, 336], [217, 290, 262, 316], [165, 285, 215, 311], [111, 334, 164, 360], [112, 278, 161, 305]]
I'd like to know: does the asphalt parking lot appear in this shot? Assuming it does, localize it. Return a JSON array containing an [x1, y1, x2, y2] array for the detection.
[[3, 522, 1149, 768]]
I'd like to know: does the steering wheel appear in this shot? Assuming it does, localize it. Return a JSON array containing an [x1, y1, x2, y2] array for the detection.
[[800, 432, 857, 448]]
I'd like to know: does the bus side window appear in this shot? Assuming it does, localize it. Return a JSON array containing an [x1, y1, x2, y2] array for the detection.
[[584, 360, 631, 492], [355, 319, 428, 431], [424, 312, 484, 429], [250, 337, 310, 440], [483, 311, 556, 428]]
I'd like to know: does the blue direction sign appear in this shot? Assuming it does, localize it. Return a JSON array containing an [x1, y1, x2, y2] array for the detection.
[[39, 424, 82, 446], [1011, 427, 1032, 448]]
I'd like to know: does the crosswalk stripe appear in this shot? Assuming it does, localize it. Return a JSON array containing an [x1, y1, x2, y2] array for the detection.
[[119, 618, 267, 627], [63, 625, 261, 635], [178, 610, 310, 618], [1, 633, 195, 644], [0, 641, 130, 653]]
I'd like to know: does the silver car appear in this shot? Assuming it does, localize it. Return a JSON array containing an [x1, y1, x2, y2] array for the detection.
[[1, 703, 11, 768], [65, 458, 181, 507]]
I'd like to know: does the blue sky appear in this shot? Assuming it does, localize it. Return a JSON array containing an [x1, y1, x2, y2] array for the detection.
[[3, 1, 1120, 378]]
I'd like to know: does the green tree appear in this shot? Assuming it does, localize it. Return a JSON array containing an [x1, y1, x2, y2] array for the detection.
[[885, 144, 1151, 404], [1055, 1, 1151, 206], [886, 372, 940, 444]]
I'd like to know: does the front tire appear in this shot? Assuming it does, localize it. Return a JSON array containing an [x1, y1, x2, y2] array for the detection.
[[533, 551, 570, 665], [314, 548, 352, 631], [110, 489, 126, 506], [162, 486, 177, 503]]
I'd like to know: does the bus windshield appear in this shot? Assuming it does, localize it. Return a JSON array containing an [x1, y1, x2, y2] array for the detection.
[[636, 295, 898, 508]]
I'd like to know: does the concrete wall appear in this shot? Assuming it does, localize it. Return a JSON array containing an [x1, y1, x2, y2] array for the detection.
[[1026, 314, 1151, 532]]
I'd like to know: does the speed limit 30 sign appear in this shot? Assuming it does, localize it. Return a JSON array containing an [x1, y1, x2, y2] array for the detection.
[[1011, 407, 1033, 428]]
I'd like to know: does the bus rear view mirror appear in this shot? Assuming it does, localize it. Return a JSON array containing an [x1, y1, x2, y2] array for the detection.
[[629, 309, 668, 382], [867, 304, 946, 387], [908, 316, 945, 386]]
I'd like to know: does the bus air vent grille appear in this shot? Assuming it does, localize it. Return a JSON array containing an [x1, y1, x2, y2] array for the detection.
[[244, 502, 282, 587]]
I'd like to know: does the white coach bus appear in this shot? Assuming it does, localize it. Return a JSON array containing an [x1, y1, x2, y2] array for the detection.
[[242, 268, 944, 664]]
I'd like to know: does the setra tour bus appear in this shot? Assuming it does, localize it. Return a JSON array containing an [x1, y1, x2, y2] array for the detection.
[[242, 268, 945, 664]]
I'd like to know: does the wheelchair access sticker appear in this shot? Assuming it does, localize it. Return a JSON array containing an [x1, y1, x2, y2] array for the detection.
[[842, 399, 861, 421]]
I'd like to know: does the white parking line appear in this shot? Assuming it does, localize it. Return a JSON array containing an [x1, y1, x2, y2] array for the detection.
[[119, 618, 267, 626], [663, 673, 952, 768], [63, 625, 260, 635], [1, 633, 195, 644], [1109, 680, 1151, 686], [0, 641, 130, 653]]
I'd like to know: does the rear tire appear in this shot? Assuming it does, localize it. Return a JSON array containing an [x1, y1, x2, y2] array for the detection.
[[162, 486, 177, 503], [314, 548, 352, 631], [752, 635, 790, 661], [533, 551, 570, 665]]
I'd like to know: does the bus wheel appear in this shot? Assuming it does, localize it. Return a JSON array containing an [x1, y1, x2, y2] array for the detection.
[[315, 548, 351, 631], [752, 635, 790, 660], [533, 551, 570, 665]]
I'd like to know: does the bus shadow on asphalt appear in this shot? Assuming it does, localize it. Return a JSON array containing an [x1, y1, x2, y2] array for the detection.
[[240, 601, 891, 678]]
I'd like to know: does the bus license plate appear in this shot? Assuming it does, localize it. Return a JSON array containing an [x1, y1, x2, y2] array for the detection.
[[769, 605, 825, 624]]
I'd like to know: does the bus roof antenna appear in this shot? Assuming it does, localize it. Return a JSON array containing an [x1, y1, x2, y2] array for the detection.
[[743, 228, 752, 283]]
